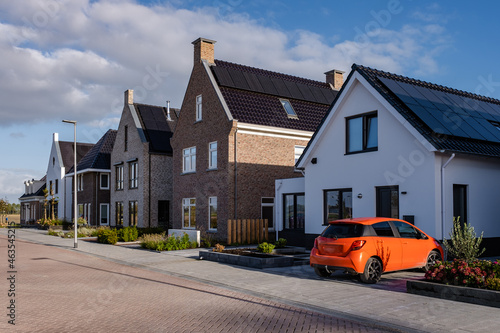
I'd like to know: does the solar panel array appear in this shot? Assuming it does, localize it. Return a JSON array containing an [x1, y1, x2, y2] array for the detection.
[[136, 104, 174, 153], [378, 76, 500, 143], [212, 66, 336, 105]]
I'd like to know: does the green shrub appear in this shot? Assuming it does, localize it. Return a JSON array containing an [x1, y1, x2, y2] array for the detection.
[[444, 217, 485, 262], [137, 227, 165, 237], [118, 226, 139, 242], [257, 242, 275, 253], [275, 238, 287, 248], [96, 229, 118, 245], [47, 229, 64, 237], [486, 277, 500, 291], [139, 232, 197, 251]]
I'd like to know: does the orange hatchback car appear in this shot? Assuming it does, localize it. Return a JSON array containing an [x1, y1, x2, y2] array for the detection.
[[310, 217, 444, 283]]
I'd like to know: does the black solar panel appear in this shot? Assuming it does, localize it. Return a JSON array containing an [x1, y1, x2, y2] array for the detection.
[[243, 72, 264, 93], [283, 80, 304, 100], [378, 76, 500, 143], [297, 83, 315, 102], [227, 68, 250, 90], [310, 86, 329, 104], [257, 75, 278, 96], [271, 77, 292, 98], [212, 67, 234, 86], [135, 105, 174, 153]]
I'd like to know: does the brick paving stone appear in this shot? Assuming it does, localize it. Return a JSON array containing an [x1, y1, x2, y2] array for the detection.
[[0, 236, 388, 333]]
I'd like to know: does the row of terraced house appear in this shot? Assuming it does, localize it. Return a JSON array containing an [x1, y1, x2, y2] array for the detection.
[[20, 37, 500, 252]]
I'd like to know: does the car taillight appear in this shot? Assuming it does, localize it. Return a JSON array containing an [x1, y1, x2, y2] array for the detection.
[[351, 240, 366, 251]]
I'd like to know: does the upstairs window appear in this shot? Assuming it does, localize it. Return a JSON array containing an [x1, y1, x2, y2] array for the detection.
[[116, 165, 124, 190], [124, 125, 128, 151], [346, 112, 378, 154], [100, 173, 109, 190], [208, 142, 217, 170], [77, 174, 84, 191], [183, 147, 196, 173], [129, 162, 138, 189], [294, 145, 305, 166], [196, 95, 202, 121], [280, 99, 297, 118]]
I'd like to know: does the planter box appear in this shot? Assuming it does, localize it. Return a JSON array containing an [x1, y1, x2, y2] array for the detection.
[[407, 280, 500, 308], [199, 250, 295, 269]]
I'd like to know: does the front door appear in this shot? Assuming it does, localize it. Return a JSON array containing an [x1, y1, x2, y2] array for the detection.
[[376, 186, 399, 218], [158, 200, 170, 229], [281, 193, 306, 246]]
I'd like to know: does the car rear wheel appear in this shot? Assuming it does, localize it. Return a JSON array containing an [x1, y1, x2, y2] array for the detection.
[[359, 257, 382, 284], [314, 266, 333, 278], [424, 250, 442, 271]]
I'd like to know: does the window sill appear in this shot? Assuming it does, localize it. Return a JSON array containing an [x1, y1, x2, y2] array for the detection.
[[207, 229, 217, 233], [181, 171, 196, 175], [183, 227, 196, 230], [194, 120, 202, 124], [345, 148, 378, 155], [206, 168, 218, 172]]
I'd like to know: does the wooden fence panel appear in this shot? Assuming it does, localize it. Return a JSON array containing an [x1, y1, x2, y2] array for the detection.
[[227, 219, 269, 245]]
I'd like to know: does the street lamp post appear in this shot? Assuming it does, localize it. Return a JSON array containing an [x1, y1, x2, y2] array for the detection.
[[62, 120, 78, 249]]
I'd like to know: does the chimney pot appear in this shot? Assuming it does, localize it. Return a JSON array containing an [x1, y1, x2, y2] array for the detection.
[[192, 37, 217, 65], [325, 69, 345, 90]]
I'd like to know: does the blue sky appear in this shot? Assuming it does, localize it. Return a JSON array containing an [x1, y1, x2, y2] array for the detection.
[[1, 0, 499, 204]]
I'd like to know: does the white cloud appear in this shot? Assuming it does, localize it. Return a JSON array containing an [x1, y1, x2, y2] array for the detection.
[[0, 0, 451, 129], [0, 168, 44, 203]]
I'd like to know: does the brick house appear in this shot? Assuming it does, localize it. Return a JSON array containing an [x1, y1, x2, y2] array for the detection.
[[170, 37, 341, 241], [45, 133, 94, 222], [19, 176, 46, 224], [110, 90, 178, 228], [66, 129, 117, 226]]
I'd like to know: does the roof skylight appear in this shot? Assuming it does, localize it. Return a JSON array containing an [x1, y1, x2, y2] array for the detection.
[[280, 99, 297, 118]]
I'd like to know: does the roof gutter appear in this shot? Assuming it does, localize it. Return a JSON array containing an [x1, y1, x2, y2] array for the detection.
[[440, 152, 455, 241]]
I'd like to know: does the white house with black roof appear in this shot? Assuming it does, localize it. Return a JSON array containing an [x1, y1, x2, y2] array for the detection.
[[288, 64, 500, 254]]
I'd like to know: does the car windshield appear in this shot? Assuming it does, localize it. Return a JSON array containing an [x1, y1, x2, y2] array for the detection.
[[322, 223, 364, 238]]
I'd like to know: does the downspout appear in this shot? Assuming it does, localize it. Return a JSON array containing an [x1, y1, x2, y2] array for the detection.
[[276, 180, 283, 242], [441, 152, 455, 241], [234, 128, 238, 220]]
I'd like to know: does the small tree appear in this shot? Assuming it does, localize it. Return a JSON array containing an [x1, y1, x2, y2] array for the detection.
[[444, 217, 485, 262], [43, 188, 49, 221], [0, 198, 8, 225]]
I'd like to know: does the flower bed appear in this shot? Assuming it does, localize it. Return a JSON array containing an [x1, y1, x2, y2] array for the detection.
[[425, 259, 500, 291]]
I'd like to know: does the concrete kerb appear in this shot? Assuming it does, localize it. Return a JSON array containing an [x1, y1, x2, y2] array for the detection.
[[4, 228, 499, 333]]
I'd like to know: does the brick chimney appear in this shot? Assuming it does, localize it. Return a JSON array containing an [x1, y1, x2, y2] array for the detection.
[[325, 69, 345, 90], [192, 37, 216, 65], [124, 89, 133, 105]]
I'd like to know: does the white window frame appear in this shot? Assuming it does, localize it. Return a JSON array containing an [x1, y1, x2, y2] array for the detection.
[[294, 145, 305, 171], [129, 162, 138, 189], [77, 174, 84, 191], [196, 95, 202, 121], [100, 203, 109, 225], [116, 165, 124, 190], [100, 173, 109, 190], [208, 141, 217, 170], [209, 196, 217, 231], [183, 147, 196, 173], [182, 198, 196, 229]]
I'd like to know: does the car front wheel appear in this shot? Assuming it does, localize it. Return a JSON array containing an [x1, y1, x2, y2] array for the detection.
[[314, 265, 333, 278], [360, 257, 382, 284], [424, 250, 442, 271]]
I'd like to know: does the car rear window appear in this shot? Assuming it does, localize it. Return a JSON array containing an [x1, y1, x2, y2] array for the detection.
[[372, 221, 395, 237], [322, 223, 364, 238]]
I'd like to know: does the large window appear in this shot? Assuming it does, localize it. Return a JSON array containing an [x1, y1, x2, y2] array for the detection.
[[183, 147, 196, 173], [208, 142, 217, 170], [346, 112, 378, 154], [129, 162, 138, 189], [100, 173, 109, 190], [284, 194, 304, 230], [115, 202, 123, 226], [183, 198, 196, 228], [129, 201, 138, 226], [209, 197, 217, 230], [324, 189, 352, 224], [100, 204, 109, 225], [196, 95, 202, 121], [116, 165, 124, 190]]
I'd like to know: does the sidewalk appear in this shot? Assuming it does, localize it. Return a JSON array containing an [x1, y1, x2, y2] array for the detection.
[[4, 228, 500, 332]]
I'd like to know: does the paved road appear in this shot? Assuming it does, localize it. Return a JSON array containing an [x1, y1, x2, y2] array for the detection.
[[0, 234, 389, 332], [1, 228, 500, 332]]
